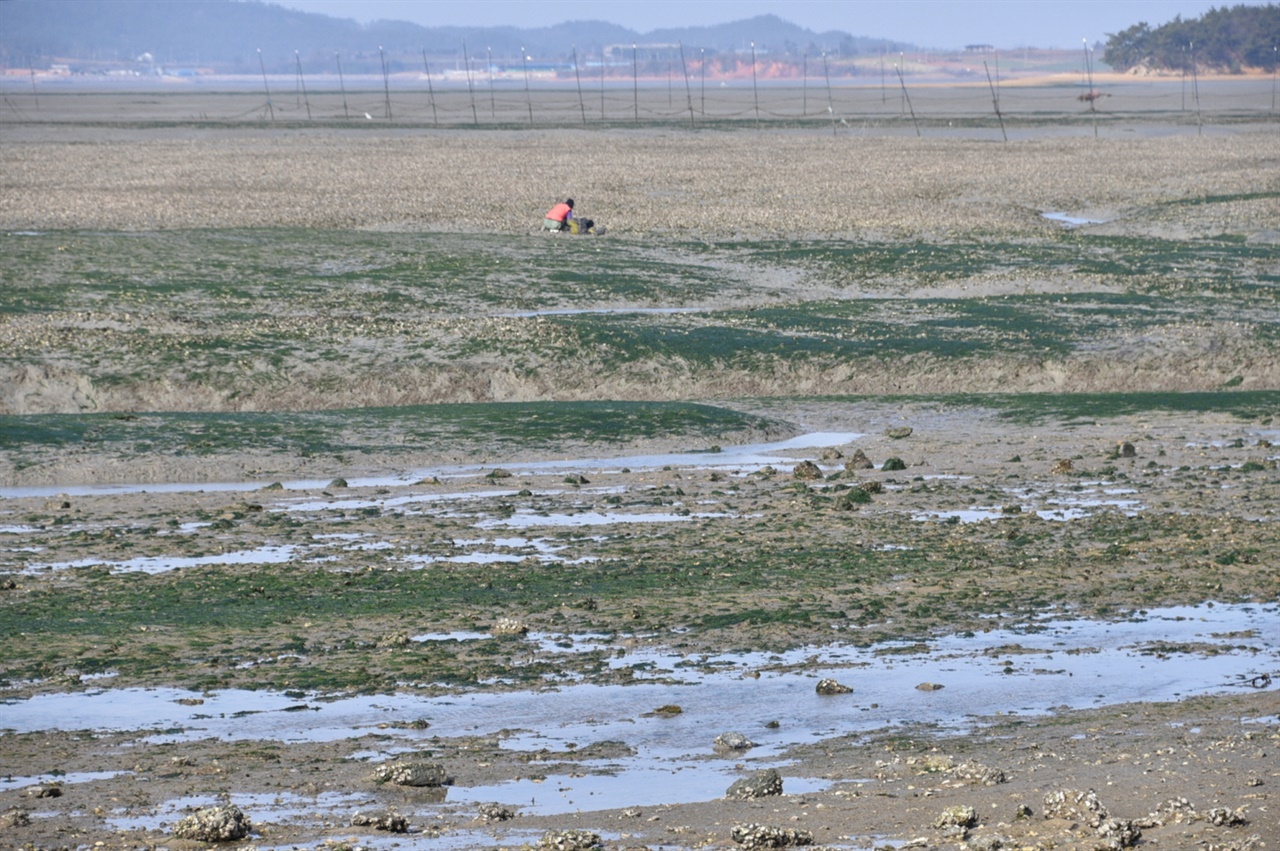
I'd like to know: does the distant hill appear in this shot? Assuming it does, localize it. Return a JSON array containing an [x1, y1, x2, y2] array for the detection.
[[0, 0, 912, 74]]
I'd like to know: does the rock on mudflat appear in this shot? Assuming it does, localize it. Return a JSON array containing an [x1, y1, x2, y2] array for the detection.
[[351, 809, 409, 832], [1043, 788, 1108, 827], [726, 768, 783, 799], [373, 761, 448, 787], [491, 617, 529, 637], [730, 823, 814, 849], [172, 804, 252, 841], [934, 805, 978, 829], [844, 449, 875, 470], [792, 460, 823, 480], [477, 802, 517, 822], [815, 677, 852, 695], [714, 731, 758, 751], [1096, 818, 1142, 848], [885, 426, 913, 439], [537, 829, 602, 850]]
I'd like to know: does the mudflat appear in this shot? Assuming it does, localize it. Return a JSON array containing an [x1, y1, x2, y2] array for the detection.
[[0, 89, 1277, 851]]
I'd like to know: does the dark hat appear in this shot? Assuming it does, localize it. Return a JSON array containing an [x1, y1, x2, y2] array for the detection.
[[566, 198, 574, 208]]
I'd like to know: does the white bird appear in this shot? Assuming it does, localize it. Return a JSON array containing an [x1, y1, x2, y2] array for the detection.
[[364, 113, 372, 120]]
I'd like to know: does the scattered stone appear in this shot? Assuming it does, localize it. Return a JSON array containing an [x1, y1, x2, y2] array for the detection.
[[172, 804, 252, 841], [537, 829, 602, 850], [836, 488, 871, 509], [260, 481, 285, 491], [1096, 818, 1142, 848], [0, 808, 31, 828], [915, 681, 944, 691], [726, 768, 783, 799], [644, 704, 683, 717], [885, 426, 913, 439], [1014, 803, 1034, 819], [1050, 458, 1074, 474], [24, 783, 62, 798], [351, 809, 408, 832], [1117, 441, 1137, 458], [1204, 806, 1248, 826], [969, 836, 1012, 851], [845, 449, 875, 470], [880, 456, 907, 471], [1043, 788, 1108, 827], [818, 447, 844, 461], [373, 761, 448, 787], [714, 731, 758, 751], [859, 479, 884, 493], [792, 460, 823, 480], [953, 760, 1006, 786], [485, 468, 512, 479], [377, 631, 409, 648], [491, 617, 528, 637], [563, 474, 589, 485], [730, 823, 813, 849], [477, 802, 516, 822], [815, 677, 853, 695], [1139, 797, 1196, 827], [328, 477, 348, 488], [933, 805, 977, 829]]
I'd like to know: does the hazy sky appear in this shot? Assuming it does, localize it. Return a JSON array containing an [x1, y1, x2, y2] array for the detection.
[[266, 0, 1269, 49]]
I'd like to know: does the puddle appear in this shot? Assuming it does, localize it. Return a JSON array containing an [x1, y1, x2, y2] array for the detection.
[[107, 790, 367, 833], [0, 432, 863, 500], [2, 604, 1272, 817], [1042, 211, 1107, 226], [505, 306, 708, 318], [475, 509, 734, 529], [445, 765, 829, 815], [0, 770, 130, 791], [4, 604, 1273, 754], [21, 544, 302, 575]]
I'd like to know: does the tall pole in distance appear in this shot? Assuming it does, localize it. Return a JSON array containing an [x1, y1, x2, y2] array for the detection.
[[258, 48, 274, 120], [802, 51, 808, 116], [679, 42, 695, 129], [895, 63, 920, 136], [335, 52, 349, 119], [600, 47, 606, 120], [463, 41, 478, 125], [823, 51, 835, 136], [522, 48, 534, 126], [700, 48, 706, 116], [632, 43, 639, 123], [984, 60, 1006, 142], [1272, 42, 1277, 113], [421, 49, 438, 127], [1190, 40, 1202, 136], [750, 41, 760, 130], [487, 46, 495, 118], [379, 45, 391, 120], [294, 50, 311, 119], [573, 46, 587, 126]]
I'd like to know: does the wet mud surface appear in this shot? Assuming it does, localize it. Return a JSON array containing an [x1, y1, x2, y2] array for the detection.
[[1, 91, 1278, 850]]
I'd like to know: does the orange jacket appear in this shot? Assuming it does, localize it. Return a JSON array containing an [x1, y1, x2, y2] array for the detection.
[[546, 202, 573, 222]]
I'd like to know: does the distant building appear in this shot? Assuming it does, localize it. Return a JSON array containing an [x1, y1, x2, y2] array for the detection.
[[964, 44, 996, 53], [604, 43, 685, 65]]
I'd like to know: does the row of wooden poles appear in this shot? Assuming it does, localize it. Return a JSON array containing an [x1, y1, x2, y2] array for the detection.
[[253, 41, 1278, 139]]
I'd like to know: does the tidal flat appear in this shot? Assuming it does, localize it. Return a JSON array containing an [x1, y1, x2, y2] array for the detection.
[[1, 89, 1278, 850]]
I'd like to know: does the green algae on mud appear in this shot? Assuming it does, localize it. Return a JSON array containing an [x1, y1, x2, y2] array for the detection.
[[4, 229, 1278, 415], [0, 400, 784, 480]]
